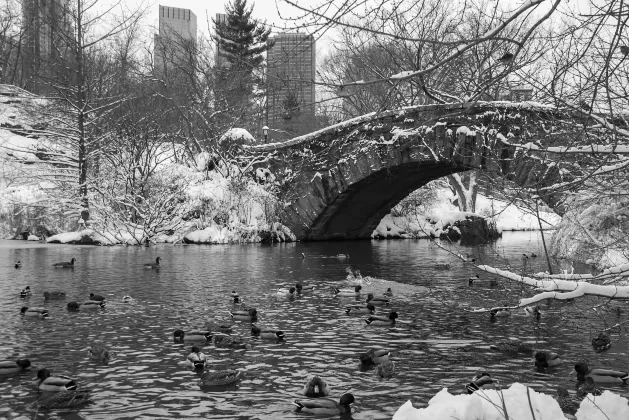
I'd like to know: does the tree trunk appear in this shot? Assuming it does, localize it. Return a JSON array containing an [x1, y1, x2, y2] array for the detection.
[[447, 171, 477, 212]]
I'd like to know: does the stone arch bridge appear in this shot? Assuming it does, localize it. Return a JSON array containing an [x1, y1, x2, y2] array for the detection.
[[245, 102, 616, 241]]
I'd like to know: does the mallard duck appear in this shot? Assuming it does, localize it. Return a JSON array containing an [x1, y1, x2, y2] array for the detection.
[[35, 368, 77, 391], [295, 284, 314, 294], [468, 275, 479, 285], [144, 257, 161, 268], [534, 351, 562, 368], [345, 303, 375, 315], [365, 311, 398, 326], [383, 288, 393, 296], [293, 393, 354, 415], [67, 302, 80, 311], [576, 377, 602, 399], [374, 360, 395, 378], [574, 362, 629, 384], [80, 300, 105, 309], [524, 305, 541, 318], [198, 369, 242, 387], [204, 321, 233, 334], [0, 359, 31, 375], [302, 376, 331, 397], [231, 291, 243, 304], [359, 348, 390, 365], [38, 390, 92, 409], [592, 333, 612, 352], [229, 308, 258, 322], [490, 308, 511, 318], [122, 295, 133, 303], [53, 258, 76, 268], [20, 307, 48, 318], [555, 388, 578, 416], [186, 346, 207, 369], [531, 253, 538, 258], [87, 346, 110, 362], [214, 334, 252, 349], [366, 293, 389, 306], [490, 340, 533, 353], [334, 285, 362, 296], [173, 330, 212, 343], [19, 286, 32, 298], [277, 287, 296, 296], [251, 326, 285, 340], [89, 293, 105, 301], [466, 372, 494, 394], [44, 291, 66, 300], [15, 261, 21, 268]]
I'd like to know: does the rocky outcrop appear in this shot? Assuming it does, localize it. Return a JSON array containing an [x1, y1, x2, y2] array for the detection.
[[431, 215, 501, 244]]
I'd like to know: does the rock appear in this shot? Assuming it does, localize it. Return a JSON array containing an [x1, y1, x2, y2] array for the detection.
[[436, 215, 501, 244]]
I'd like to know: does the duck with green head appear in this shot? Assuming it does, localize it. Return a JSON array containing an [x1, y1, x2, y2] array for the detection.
[[229, 308, 258, 322], [345, 303, 375, 315], [293, 393, 354, 415], [251, 326, 285, 340], [359, 348, 389, 365], [21, 307, 48, 318], [365, 311, 398, 326], [334, 285, 362, 297], [186, 346, 207, 370], [0, 359, 31, 375], [35, 368, 77, 391], [466, 372, 494, 394], [574, 362, 629, 384], [366, 293, 389, 306], [302, 376, 330, 398], [53, 258, 76, 268], [534, 351, 562, 368], [144, 257, 161, 269]]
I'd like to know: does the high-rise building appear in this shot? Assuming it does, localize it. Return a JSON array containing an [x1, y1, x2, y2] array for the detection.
[[22, 0, 72, 94], [214, 13, 230, 68], [154, 5, 197, 76], [266, 32, 316, 124]]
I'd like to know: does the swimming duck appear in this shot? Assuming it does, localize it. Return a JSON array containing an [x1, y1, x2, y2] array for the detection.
[[334, 285, 362, 296], [89, 293, 105, 301], [277, 287, 296, 296], [574, 362, 629, 384], [186, 346, 207, 369], [336, 254, 349, 260], [67, 302, 80, 311], [251, 326, 285, 340], [576, 377, 602, 399], [302, 376, 331, 397], [19, 286, 32, 298], [534, 351, 562, 368], [53, 258, 76, 268], [293, 393, 354, 415], [366, 293, 389, 306], [555, 388, 578, 416], [38, 390, 92, 409], [374, 360, 395, 378], [80, 300, 105, 309], [214, 334, 252, 349], [295, 284, 314, 294], [198, 369, 242, 387], [44, 291, 66, 300], [122, 295, 133, 303], [87, 346, 110, 362], [144, 257, 161, 268], [359, 348, 390, 365], [365, 311, 398, 326], [592, 333, 612, 352], [204, 321, 233, 334], [466, 372, 494, 394], [489, 340, 533, 353], [15, 261, 21, 268], [383, 288, 393, 297], [524, 305, 541, 319], [229, 308, 258, 322], [345, 303, 376, 315], [531, 253, 538, 258], [173, 330, 212, 343], [35, 368, 77, 391], [490, 308, 511, 318], [0, 359, 31, 375], [20, 307, 48, 318], [231, 291, 243, 304], [468, 275, 479, 285]]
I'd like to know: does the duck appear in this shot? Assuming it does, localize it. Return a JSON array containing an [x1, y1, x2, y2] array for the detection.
[[251, 326, 285, 340], [466, 372, 494, 394], [359, 348, 390, 365], [67, 302, 80, 311], [53, 257, 76, 268], [277, 286, 296, 297], [173, 330, 212, 344], [383, 287, 393, 297], [19, 286, 32, 298], [231, 291, 243, 304], [44, 291, 66, 300], [87, 346, 110, 362], [489, 340, 534, 353], [293, 393, 354, 415], [336, 254, 349, 260], [89, 293, 105, 301], [204, 321, 233, 335], [592, 333, 612, 352], [490, 308, 511, 318], [144, 257, 161, 268], [524, 305, 541, 319], [35, 368, 77, 391], [229, 308, 258, 322], [576, 377, 603, 399], [295, 283, 314, 294], [334, 285, 362, 296], [80, 300, 105, 309], [531, 253, 538, 258], [15, 261, 21, 268], [374, 360, 395, 378], [468, 274, 479, 285], [345, 303, 376, 315], [0, 359, 31, 375], [186, 346, 207, 369], [302, 376, 331, 397], [365, 311, 398, 326], [20, 306, 48, 318], [122, 295, 133, 303], [366, 293, 389, 306], [534, 351, 562, 368], [574, 362, 629, 384], [555, 388, 578, 416], [214, 334, 252, 349], [38, 390, 92, 409], [198, 369, 242, 387]]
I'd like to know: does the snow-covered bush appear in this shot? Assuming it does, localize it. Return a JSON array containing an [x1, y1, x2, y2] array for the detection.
[[218, 128, 256, 149]]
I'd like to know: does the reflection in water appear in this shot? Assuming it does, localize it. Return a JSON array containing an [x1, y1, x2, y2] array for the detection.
[[0, 232, 627, 419]]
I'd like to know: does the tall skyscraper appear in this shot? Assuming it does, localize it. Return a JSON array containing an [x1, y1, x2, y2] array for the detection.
[[266, 32, 316, 124], [154, 5, 197, 76], [214, 13, 230, 68]]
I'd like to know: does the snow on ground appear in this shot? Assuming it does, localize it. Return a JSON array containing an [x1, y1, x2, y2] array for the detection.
[[393, 383, 627, 420]]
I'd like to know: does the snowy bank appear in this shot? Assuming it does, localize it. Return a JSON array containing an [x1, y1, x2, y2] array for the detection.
[[393, 383, 628, 420]]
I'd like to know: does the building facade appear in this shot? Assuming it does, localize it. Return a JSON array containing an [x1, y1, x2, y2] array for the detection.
[[214, 13, 230, 68], [154, 5, 197, 77], [266, 32, 316, 125]]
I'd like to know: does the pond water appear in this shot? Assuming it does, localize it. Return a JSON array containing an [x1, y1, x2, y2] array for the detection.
[[1, 232, 628, 420]]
